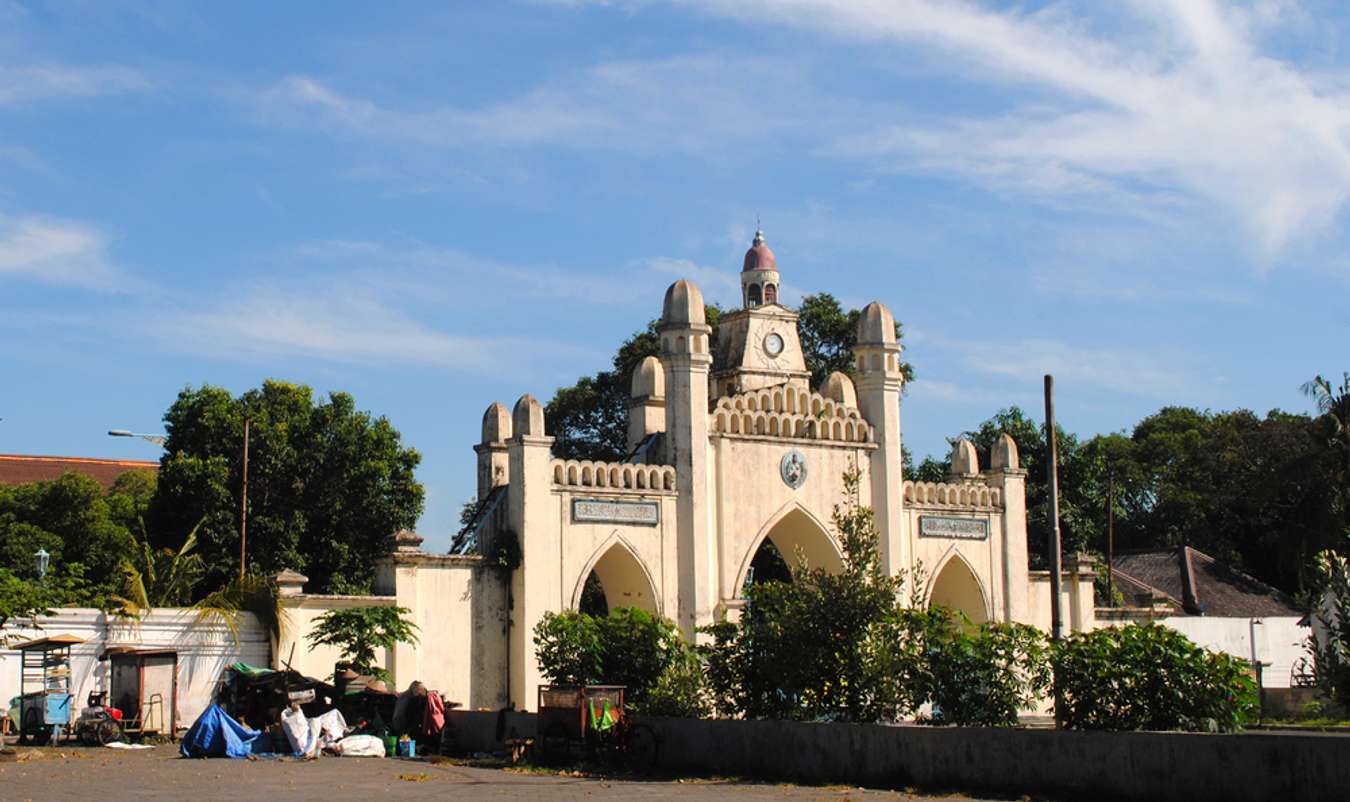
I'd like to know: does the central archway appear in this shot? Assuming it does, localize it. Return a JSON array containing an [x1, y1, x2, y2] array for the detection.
[[927, 552, 990, 624], [735, 504, 844, 593], [573, 536, 660, 615]]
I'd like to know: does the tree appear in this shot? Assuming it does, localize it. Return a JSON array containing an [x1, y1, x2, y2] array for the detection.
[[0, 472, 148, 605], [110, 521, 206, 619], [797, 293, 914, 388], [1307, 550, 1350, 712], [148, 380, 425, 595], [0, 569, 54, 648], [305, 605, 419, 682], [704, 465, 922, 722], [533, 606, 694, 708]]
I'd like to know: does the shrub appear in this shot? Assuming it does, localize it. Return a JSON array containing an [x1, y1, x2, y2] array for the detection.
[[643, 650, 712, 718], [305, 605, 419, 682], [1053, 622, 1258, 732], [1307, 550, 1350, 712], [533, 606, 693, 709], [923, 615, 1051, 727]]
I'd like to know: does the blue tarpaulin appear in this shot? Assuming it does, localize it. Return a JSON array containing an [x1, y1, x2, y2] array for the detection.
[[179, 704, 262, 759]]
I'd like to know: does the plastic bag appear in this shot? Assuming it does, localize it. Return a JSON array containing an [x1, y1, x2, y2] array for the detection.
[[336, 734, 385, 757], [280, 707, 318, 757]]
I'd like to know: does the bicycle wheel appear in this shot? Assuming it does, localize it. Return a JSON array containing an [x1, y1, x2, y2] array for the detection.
[[96, 719, 122, 745]]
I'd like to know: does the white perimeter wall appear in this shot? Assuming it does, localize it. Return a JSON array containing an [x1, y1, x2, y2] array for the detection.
[[1, 608, 269, 728], [1158, 615, 1306, 689]]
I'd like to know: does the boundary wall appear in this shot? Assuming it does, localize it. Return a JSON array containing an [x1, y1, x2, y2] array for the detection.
[[446, 710, 1350, 802]]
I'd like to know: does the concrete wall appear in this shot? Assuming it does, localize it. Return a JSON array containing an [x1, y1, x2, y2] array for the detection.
[[275, 594, 396, 683], [1156, 616, 1306, 689], [1, 608, 269, 728], [443, 710, 1350, 802]]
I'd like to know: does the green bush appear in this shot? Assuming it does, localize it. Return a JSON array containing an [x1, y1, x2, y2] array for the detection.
[[1052, 622, 1258, 732], [533, 606, 696, 709], [643, 650, 712, 718], [1307, 550, 1350, 712], [923, 616, 1051, 727]]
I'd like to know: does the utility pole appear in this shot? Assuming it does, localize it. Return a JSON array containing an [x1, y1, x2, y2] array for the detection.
[[1106, 467, 1115, 607], [1044, 375, 1064, 641], [239, 417, 250, 583], [1044, 375, 1065, 728]]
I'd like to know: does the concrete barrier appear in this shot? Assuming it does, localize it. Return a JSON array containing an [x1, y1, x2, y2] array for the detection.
[[445, 709, 1350, 802]]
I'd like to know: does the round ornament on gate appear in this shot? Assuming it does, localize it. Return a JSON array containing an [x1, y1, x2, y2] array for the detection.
[[780, 448, 808, 489]]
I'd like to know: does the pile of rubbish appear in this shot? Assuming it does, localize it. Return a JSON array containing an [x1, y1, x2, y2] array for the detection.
[[180, 663, 451, 760]]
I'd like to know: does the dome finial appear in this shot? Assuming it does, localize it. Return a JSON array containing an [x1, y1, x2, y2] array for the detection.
[[753, 215, 764, 246]]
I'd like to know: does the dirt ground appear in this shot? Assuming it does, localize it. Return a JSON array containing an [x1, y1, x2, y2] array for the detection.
[[0, 744, 1029, 802]]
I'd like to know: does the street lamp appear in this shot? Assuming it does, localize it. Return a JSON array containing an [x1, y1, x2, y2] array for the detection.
[[35, 548, 50, 582], [108, 429, 167, 446]]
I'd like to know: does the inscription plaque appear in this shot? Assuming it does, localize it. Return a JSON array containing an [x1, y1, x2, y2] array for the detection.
[[918, 515, 988, 541], [572, 498, 660, 526]]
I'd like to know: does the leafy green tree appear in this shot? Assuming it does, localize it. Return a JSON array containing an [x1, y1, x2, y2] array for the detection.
[[921, 617, 1051, 727], [0, 472, 149, 605], [797, 293, 914, 388], [0, 569, 54, 647], [1053, 622, 1258, 732], [306, 605, 420, 682], [1307, 550, 1350, 712], [148, 380, 425, 595], [704, 465, 922, 722], [533, 606, 696, 708]]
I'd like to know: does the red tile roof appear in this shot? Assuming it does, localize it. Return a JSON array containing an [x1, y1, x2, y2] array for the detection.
[[0, 454, 159, 491]]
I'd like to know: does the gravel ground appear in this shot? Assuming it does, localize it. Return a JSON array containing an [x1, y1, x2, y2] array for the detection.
[[0, 744, 1029, 802]]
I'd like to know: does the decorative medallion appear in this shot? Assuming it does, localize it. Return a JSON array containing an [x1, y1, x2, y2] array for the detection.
[[780, 448, 808, 489]]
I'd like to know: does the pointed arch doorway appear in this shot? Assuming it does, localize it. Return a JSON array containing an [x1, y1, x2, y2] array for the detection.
[[928, 553, 990, 625], [737, 504, 844, 592], [574, 538, 659, 616]]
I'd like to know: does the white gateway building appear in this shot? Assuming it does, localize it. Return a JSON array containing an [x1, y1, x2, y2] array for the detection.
[[357, 232, 1097, 711]]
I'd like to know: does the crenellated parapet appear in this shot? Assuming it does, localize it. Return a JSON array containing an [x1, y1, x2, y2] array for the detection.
[[710, 385, 874, 444], [903, 480, 1003, 509], [551, 459, 678, 493]]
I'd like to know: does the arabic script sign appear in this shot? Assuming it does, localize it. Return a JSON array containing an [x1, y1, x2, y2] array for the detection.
[[572, 499, 660, 526], [918, 515, 988, 541]]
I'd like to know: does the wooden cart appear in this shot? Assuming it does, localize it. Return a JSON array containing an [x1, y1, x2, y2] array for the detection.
[[535, 684, 657, 772], [14, 634, 83, 746]]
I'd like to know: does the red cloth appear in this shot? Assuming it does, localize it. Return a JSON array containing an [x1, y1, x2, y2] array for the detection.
[[422, 692, 445, 738], [108, 708, 124, 721]]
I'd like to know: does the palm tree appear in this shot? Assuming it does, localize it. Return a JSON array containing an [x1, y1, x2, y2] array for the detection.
[[1303, 372, 1350, 486], [110, 520, 206, 619], [193, 574, 286, 645]]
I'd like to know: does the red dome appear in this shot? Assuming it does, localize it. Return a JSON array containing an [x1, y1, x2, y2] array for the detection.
[[742, 230, 776, 272]]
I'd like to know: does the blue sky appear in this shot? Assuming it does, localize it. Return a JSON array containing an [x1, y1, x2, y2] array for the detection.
[[4, 1, 1349, 550]]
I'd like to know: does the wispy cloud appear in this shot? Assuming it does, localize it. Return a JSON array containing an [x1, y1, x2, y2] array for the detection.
[[154, 285, 573, 375], [0, 64, 151, 104], [249, 54, 829, 156], [0, 215, 130, 290]]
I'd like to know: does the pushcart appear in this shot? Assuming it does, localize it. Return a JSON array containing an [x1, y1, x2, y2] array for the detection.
[[535, 684, 657, 772], [14, 634, 83, 746]]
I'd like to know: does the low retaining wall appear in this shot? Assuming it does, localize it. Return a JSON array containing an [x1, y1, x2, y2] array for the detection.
[[445, 709, 1350, 801]]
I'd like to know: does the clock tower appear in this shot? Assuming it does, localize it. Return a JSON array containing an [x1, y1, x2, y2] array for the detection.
[[710, 229, 812, 397]]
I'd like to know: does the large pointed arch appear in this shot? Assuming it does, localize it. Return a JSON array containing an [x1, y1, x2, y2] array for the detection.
[[571, 532, 661, 615], [925, 546, 992, 624], [732, 501, 844, 593]]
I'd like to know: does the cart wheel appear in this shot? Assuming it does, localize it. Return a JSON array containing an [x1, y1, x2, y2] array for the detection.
[[79, 724, 99, 747], [21, 708, 47, 746], [539, 722, 570, 765], [96, 720, 122, 746], [623, 723, 658, 774]]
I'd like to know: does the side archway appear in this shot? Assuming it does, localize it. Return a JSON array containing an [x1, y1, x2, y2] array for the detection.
[[572, 535, 660, 616], [733, 503, 844, 593], [926, 550, 991, 625]]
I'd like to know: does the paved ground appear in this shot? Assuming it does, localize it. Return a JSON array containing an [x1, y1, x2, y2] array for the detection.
[[0, 744, 1029, 802]]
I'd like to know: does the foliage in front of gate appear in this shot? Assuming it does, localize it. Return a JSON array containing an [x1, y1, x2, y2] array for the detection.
[[700, 466, 929, 723], [534, 606, 705, 712], [1306, 549, 1350, 712], [1052, 622, 1258, 732], [922, 614, 1051, 727]]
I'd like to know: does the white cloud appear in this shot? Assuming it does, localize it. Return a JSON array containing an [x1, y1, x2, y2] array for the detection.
[[250, 54, 828, 156], [0, 215, 128, 289], [937, 335, 1199, 399], [0, 64, 151, 104]]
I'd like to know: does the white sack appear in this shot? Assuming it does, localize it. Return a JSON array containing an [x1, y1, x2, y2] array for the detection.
[[335, 734, 384, 757]]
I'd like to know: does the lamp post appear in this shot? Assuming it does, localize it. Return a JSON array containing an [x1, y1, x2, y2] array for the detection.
[[35, 548, 50, 582], [108, 429, 166, 446]]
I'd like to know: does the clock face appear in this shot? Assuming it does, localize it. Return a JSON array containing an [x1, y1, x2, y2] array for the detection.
[[763, 333, 785, 358]]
